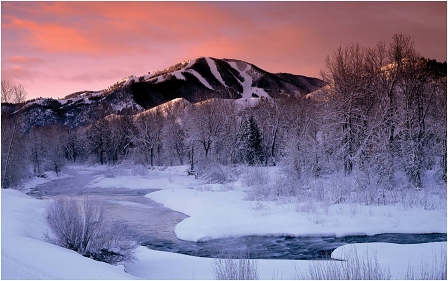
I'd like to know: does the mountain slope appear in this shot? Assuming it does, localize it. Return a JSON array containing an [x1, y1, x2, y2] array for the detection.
[[7, 57, 326, 130]]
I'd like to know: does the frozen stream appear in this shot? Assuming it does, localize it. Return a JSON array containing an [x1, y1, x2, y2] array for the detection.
[[26, 169, 187, 243], [27, 170, 447, 260]]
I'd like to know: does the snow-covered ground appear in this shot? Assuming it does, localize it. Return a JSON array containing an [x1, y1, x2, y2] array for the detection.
[[1, 164, 446, 279]]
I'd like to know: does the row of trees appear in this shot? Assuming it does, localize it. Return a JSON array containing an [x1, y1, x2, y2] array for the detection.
[[318, 34, 446, 189], [21, 98, 268, 173], [1, 34, 446, 191]]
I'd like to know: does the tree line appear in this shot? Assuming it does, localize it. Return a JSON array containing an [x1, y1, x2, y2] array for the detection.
[[1, 34, 446, 192]]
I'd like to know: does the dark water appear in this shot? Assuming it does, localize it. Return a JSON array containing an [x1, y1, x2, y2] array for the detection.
[[141, 233, 447, 260], [28, 170, 447, 260]]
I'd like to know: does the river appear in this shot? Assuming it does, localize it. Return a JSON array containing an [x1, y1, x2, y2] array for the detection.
[[27, 167, 447, 260]]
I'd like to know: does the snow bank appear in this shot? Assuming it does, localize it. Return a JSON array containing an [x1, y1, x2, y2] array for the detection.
[[83, 165, 446, 242], [126, 242, 447, 280], [86, 166, 199, 190], [126, 246, 314, 280], [1, 189, 135, 279], [5, 165, 445, 279], [147, 186, 446, 242], [332, 242, 447, 279]]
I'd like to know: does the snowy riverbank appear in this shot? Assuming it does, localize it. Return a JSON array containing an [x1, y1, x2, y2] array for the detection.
[[1, 164, 446, 279]]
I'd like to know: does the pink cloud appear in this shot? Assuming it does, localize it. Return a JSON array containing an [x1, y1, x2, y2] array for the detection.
[[6, 56, 44, 65], [1, 1, 446, 100]]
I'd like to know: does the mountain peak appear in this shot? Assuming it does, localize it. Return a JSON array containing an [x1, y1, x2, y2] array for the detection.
[[14, 57, 326, 131]]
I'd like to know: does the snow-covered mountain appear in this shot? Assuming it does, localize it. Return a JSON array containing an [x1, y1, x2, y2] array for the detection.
[[9, 57, 326, 130]]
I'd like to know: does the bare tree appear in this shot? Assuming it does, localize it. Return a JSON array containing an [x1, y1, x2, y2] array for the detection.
[[27, 127, 48, 175], [319, 33, 446, 190], [45, 125, 68, 175], [321, 43, 372, 175], [183, 99, 233, 170], [107, 112, 136, 164], [134, 108, 164, 167], [63, 127, 86, 163], [398, 56, 432, 189], [162, 117, 186, 165], [1, 80, 27, 188], [281, 96, 324, 187], [1, 79, 26, 104], [86, 118, 111, 165], [184, 99, 227, 158]]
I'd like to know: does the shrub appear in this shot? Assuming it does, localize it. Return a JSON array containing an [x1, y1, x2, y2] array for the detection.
[[404, 247, 447, 280], [210, 250, 259, 280], [244, 167, 271, 200], [44, 196, 137, 264], [297, 245, 391, 280], [199, 161, 238, 184]]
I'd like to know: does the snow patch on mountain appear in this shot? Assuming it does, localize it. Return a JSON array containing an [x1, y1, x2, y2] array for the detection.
[[205, 57, 228, 87], [227, 61, 270, 100], [173, 71, 186, 80], [185, 69, 214, 90]]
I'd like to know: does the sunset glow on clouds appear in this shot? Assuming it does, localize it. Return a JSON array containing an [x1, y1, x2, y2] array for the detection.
[[2, 1, 446, 100]]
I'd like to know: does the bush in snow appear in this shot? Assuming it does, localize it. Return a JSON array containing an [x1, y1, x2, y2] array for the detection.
[[44, 196, 137, 265], [243, 167, 271, 200], [198, 160, 239, 184], [210, 250, 259, 280]]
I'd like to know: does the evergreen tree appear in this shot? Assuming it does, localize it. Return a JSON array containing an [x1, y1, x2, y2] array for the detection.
[[242, 115, 264, 166]]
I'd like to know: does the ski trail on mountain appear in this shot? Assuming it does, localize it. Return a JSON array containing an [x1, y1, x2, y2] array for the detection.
[[173, 71, 186, 80], [205, 57, 228, 87], [227, 61, 270, 100], [186, 69, 214, 90], [228, 62, 253, 99]]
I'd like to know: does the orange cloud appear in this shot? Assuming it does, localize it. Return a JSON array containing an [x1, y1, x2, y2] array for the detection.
[[2, 2, 254, 56], [5, 16, 97, 54]]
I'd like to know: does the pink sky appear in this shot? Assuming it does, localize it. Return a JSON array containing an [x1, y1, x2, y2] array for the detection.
[[2, 1, 447, 100]]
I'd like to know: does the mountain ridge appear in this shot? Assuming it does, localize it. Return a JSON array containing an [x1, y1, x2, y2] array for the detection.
[[5, 57, 326, 131]]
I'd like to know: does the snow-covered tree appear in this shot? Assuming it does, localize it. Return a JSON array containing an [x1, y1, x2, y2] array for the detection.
[[321, 43, 373, 175], [1, 80, 28, 188], [319, 33, 446, 190], [133, 108, 164, 167], [63, 127, 86, 163], [160, 99, 189, 166], [183, 99, 232, 169], [279, 95, 327, 196], [251, 98, 285, 166], [86, 118, 111, 165], [106, 112, 136, 164]]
